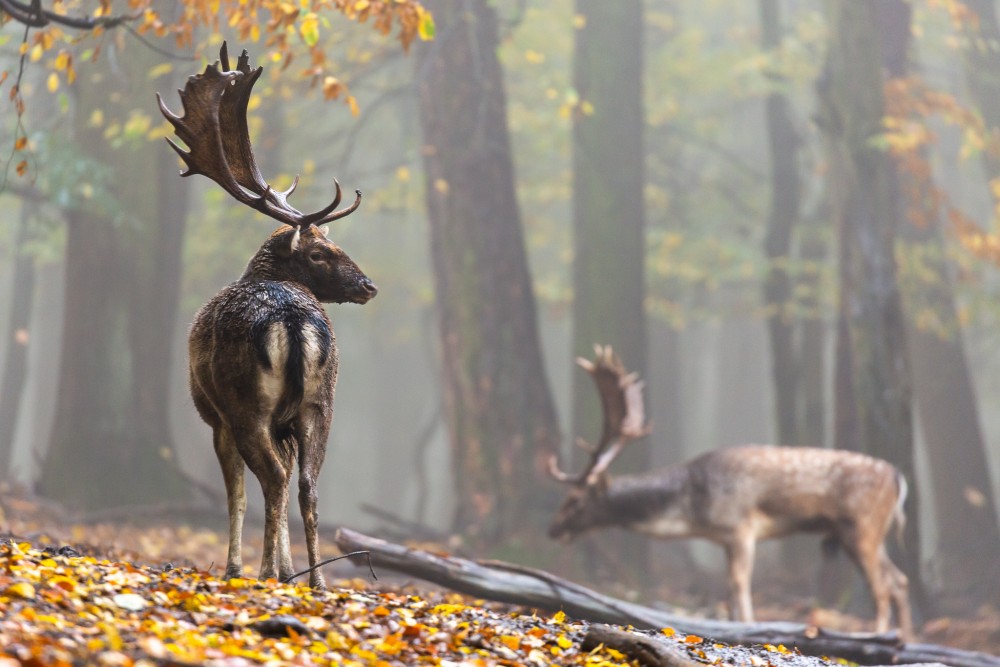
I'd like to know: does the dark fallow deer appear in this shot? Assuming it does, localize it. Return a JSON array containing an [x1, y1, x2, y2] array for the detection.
[[549, 346, 912, 639], [158, 44, 376, 590]]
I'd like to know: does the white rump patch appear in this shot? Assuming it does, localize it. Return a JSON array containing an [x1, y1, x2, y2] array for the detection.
[[300, 322, 327, 396], [259, 324, 289, 405]]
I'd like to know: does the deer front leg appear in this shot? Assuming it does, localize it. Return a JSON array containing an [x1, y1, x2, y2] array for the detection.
[[724, 532, 757, 622], [213, 426, 247, 580]]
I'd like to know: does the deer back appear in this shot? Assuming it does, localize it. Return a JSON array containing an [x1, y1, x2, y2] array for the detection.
[[625, 445, 904, 543], [188, 225, 376, 435]]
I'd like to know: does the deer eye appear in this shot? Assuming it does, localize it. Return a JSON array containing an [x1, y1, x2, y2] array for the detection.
[[308, 250, 326, 263]]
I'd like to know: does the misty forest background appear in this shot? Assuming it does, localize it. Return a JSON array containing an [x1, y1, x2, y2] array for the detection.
[[2, 0, 1000, 628]]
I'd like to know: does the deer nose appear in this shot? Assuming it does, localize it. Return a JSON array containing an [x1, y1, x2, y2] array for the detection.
[[360, 277, 378, 298]]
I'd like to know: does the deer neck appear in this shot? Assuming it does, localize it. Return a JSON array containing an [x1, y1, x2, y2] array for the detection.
[[603, 465, 693, 537], [240, 247, 299, 285]]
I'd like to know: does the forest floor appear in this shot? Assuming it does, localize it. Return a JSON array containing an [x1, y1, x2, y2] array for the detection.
[[0, 487, 998, 665]]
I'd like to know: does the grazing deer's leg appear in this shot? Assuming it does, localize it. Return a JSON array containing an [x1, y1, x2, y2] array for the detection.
[[840, 525, 893, 634], [724, 532, 757, 622], [881, 552, 912, 639], [213, 426, 247, 580], [297, 411, 331, 590], [234, 424, 295, 583]]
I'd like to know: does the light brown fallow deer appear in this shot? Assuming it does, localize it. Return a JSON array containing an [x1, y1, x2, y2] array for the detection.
[[158, 44, 377, 590], [548, 346, 912, 638]]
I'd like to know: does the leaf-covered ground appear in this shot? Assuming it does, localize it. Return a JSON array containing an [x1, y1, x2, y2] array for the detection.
[[0, 538, 637, 666], [1, 488, 998, 665]]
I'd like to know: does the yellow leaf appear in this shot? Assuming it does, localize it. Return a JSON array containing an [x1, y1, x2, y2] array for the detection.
[[347, 95, 360, 117], [552, 610, 566, 624], [54, 51, 70, 71], [300, 12, 319, 47], [355, 0, 370, 10], [418, 9, 435, 40], [499, 635, 521, 651], [661, 627, 676, 637], [30, 44, 43, 62], [6, 582, 35, 599], [147, 62, 173, 80], [47, 71, 59, 92]]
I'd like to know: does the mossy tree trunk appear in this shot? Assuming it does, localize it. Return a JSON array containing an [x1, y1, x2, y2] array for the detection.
[[415, 0, 562, 548], [906, 0, 1000, 604], [758, 0, 804, 448], [570, 0, 649, 578], [0, 208, 37, 478], [39, 39, 190, 508], [819, 0, 923, 600]]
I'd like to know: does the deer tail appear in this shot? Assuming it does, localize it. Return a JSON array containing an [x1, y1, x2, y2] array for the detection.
[[893, 470, 908, 548]]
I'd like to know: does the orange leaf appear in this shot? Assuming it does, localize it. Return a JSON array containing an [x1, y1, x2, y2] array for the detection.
[[14, 136, 27, 151]]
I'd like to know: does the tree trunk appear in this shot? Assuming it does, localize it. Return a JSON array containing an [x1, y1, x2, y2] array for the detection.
[[414, 0, 562, 547], [38, 39, 189, 508], [0, 208, 37, 478], [819, 0, 922, 601], [758, 0, 803, 448], [571, 0, 648, 577], [908, 0, 1000, 603]]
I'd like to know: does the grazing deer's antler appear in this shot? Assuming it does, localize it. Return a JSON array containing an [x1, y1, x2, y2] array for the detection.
[[548, 345, 650, 485], [156, 42, 361, 228]]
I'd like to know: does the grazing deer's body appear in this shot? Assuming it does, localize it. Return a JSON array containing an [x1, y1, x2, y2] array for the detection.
[[549, 348, 913, 639], [160, 45, 376, 589]]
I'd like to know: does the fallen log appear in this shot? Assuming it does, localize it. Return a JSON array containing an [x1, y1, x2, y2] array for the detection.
[[334, 528, 1000, 667]]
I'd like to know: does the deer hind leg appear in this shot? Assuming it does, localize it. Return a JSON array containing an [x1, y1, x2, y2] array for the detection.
[[724, 532, 757, 622], [297, 410, 331, 590], [881, 552, 912, 640], [213, 426, 247, 580], [841, 525, 894, 634], [235, 424, 295, 583]]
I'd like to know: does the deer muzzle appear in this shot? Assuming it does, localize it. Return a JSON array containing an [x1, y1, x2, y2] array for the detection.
[[348, 277, 378, 304]]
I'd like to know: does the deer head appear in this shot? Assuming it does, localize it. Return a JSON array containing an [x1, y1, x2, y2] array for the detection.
[[548, 345, 650, 539], [156, 42, 376, 304]]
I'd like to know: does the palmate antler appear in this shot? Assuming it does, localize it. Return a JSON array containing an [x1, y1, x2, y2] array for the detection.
[[548, 345, 650, 485], [156, 42, 361, 228]]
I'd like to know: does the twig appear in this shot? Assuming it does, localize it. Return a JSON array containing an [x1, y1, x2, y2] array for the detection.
[[281, 551, 377, 584]]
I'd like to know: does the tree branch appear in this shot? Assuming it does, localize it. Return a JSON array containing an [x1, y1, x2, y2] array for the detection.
[[0, 0, 140, 30]]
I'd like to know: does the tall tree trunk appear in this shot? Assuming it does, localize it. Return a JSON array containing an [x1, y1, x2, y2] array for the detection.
[[906, 0, 1000, 603], [415, 0, 562, 547], [571, 0, 648, 577], [38, 39, 189, 508], [0, 208, 37, 478], [759, 0, 803, 448], [819, 0, 923, 606]]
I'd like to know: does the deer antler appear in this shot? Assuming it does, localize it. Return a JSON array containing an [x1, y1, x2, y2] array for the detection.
[[547, 345, 650, 485], [156, 42, 361, 228]]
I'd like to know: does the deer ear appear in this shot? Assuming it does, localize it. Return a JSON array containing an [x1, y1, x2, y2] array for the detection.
[[289, 227, 302, 252], [319, 224, 330, 237]]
